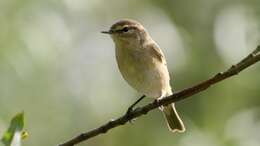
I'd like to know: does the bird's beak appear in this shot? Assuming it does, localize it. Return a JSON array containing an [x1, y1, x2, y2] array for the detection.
[[101, 30, 112, 34]]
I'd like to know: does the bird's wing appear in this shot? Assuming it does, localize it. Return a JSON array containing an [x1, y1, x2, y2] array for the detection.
[[146, 43, 166, 64]]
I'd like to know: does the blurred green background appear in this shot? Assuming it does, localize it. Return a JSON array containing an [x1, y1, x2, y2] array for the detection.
[[1, 0, 260, 146]]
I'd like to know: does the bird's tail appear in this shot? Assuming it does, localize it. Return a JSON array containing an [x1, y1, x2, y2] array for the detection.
[[161, 89, 185, 132]]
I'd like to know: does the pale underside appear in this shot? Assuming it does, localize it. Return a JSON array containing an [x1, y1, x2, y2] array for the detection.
[[115, 41, 172, 98]]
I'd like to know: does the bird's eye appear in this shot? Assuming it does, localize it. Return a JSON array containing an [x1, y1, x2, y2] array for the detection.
[[122, 27, 129, 32]]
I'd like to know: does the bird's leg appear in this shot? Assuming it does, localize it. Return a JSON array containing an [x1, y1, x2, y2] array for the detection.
[[126, 95, 146, 115]]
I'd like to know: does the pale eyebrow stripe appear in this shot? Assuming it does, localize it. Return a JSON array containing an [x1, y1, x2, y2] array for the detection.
[[117, 25, 136, 31], [112, 25, 136, 33]]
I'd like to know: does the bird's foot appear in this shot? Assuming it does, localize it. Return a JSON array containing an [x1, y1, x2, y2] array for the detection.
[[125, 106, 135, 123], [125, 95, 146, 123]]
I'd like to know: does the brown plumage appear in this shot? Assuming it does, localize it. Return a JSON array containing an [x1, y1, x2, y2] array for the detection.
[[104, 19, 185, 132]]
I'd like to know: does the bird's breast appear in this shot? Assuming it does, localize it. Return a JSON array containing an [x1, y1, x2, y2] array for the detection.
[[116, 47, 144, 86], [115, 46, 170, 98]]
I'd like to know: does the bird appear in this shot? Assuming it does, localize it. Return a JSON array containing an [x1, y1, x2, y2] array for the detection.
[[102, 19, 185, 132]]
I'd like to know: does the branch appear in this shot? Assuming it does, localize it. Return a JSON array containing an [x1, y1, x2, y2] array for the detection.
[[58, 46, 260, 146]]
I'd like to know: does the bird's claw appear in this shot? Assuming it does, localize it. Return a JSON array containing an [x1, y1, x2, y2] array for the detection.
[[126, 107, 135, 123]]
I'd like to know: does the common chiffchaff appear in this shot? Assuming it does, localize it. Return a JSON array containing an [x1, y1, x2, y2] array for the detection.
[[102, 19, 185, 132]]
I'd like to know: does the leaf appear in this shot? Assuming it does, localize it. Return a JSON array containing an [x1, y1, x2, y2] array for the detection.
[[1, 112, 25, 146]]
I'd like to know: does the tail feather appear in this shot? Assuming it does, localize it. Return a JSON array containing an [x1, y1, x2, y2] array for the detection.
[[162, 103, 185, 133]]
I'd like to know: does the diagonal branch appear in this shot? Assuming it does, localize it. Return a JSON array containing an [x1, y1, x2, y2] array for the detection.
[[58, 46, 260, 146]]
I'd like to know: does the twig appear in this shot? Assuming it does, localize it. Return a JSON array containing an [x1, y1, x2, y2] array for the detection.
[[58, 46, 260, 146]]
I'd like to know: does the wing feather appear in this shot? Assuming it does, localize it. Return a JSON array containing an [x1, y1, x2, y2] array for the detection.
[[146, 43, 166, 64]]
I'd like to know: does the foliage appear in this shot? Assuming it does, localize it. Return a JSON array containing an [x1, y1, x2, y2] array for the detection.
[[1, 113, 27, 146]]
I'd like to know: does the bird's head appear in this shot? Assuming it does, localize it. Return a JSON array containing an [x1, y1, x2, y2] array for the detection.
[[102, 19, 148, 46]]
